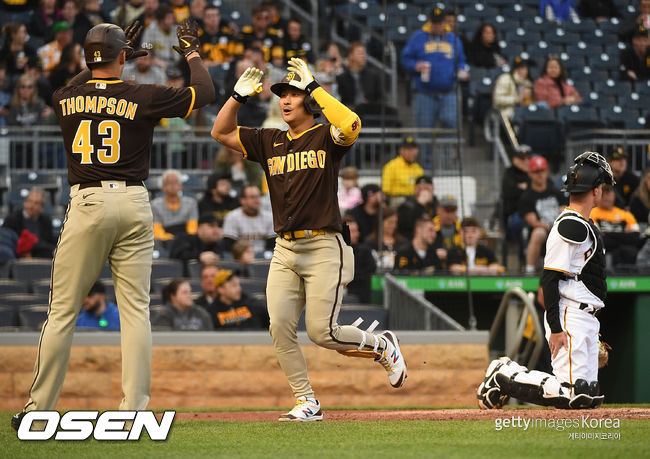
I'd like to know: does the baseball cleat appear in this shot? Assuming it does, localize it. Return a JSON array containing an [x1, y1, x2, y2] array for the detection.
[[11, 412, 25, 431], [278, 396, 323, 422], [376, 330, 407, 388]]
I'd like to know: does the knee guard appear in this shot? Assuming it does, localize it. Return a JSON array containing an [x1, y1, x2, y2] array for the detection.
[[495, 372, 570, 408]]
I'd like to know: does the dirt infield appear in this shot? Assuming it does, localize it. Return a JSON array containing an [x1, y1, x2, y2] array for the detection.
[[177, 407, 650, 422]]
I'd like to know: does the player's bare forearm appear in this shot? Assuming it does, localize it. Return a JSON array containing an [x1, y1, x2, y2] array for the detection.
[[211, 96, 241, 151], [187, 55, 215, 108]]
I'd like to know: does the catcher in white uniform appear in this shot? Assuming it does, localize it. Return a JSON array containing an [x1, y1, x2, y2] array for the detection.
[[478, 152, 614, 409]]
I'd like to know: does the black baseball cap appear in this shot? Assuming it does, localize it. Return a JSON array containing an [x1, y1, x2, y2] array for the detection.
[[198, 212, 219, 225], [88, 281, 106, 296], [514, 144, 532, 157], [512, 55, 532, 69], [166, 66, 183, 79], [430, 7, 445, 22], [415, 175, 432, 185], [607, 146, 627, 160], [401, 136, 418, 148]]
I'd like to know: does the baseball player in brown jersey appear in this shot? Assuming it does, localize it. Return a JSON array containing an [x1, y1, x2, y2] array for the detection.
[[12, 20, 214, 430], [211, 57, 407, 422]]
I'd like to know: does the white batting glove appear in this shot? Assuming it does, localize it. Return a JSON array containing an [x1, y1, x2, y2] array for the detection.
[[287, 57, 319, 94], [232, 67, 264, 104]]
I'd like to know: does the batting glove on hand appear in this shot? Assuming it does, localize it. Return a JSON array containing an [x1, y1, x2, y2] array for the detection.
[[287, 57, 320, 94], [172, 18, 201, 58], [124, 20, 148, 60], [232, 67, 264, 104]]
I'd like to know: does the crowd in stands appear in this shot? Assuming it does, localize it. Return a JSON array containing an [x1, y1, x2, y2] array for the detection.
[[2, 0, 650, 330]]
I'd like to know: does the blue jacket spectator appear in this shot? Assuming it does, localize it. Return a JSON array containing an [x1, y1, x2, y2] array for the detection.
[[76, 281, 120, 331], [401, 9, 467, 93], [540, 0, 578, 23]]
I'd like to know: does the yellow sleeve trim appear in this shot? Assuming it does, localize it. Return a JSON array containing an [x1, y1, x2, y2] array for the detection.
[[153, 222, 174, 241], [236, 126, 248, 159], [183, 87, 196, 119], [86, 79, 124, 84]]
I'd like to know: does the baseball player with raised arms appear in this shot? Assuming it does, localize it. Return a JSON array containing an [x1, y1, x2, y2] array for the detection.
[[477, 152, 614, 410], [211, 57, 407, 421], [12, 20, 214, 430]]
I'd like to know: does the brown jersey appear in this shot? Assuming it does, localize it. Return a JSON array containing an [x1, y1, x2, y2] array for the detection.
[[53, 77, 197, 185], [237, 123, 354, 233]]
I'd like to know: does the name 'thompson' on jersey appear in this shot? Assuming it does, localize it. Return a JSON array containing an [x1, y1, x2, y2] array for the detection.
[[53, 78, 196, 185]]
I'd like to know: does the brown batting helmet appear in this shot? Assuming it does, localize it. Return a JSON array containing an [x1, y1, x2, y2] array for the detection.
[[270, 71, 321, 115], [84, 23, 129, 66]]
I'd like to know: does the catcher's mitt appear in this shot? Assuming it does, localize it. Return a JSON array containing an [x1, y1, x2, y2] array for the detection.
[[598, 340, 612, 368], [172, 19, 200, 58]]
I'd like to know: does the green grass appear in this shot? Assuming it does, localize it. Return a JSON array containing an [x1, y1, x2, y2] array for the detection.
[[2, 411, 649, 458]]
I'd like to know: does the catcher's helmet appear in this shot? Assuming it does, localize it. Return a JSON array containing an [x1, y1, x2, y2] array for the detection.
[[561, 151, 615, 193], [270, 71, 321, 116], [84, 23, 130, 66]]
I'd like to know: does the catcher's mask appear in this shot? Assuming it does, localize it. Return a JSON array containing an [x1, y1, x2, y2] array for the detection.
[[271, 71, 321, 117], [561, 151, 615, 193]]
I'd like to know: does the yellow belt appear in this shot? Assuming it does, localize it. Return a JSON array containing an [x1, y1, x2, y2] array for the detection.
[[280, 229, 326, 240]]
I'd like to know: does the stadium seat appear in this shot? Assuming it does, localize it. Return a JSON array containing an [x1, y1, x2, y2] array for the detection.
[[499, 43, 526, 60], [602, 105, 627, 128], [0, 306, 18, 329], [0, 293, 47, 309], [464, 4, 499, 19], [622, 92, 648, 112], [32, 279, 51, 297], [557, 106, 603, 133], [499, 4, 527, 21], [0, 279, 29, 295], [512, 105, 555, 125], [11, 259, 52, 292], [564, 19, 596, 35], [248, 260, 271, 279], [547, 29, 580, 46], [591, 53, 617, 71], [594, 80, 633, 98], [564, 42, 593, 59], [239, 278, 266, 295], [19, 305, 49, 331], [151, 259, 184, 282]]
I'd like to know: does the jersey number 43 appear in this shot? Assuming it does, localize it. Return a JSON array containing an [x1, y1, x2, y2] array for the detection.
[[72, 119, 121, 164]]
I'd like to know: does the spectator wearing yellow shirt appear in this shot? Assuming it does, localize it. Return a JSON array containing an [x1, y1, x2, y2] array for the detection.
[[589, 184, 640, 267], [381, 136, 424, 206]]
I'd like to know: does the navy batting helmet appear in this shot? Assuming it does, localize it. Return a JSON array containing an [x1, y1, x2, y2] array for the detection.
[[84, 24, 130, 66], [270, 71, 321, 116], [561, 151, 615, 193]]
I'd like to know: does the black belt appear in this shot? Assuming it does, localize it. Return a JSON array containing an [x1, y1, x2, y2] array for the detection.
[[78, 180, 144, 190], [579, 303, 600, 317]]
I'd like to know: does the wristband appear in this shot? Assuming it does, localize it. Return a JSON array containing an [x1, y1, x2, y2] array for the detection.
[[232, 92, 248, 104], [305, 80, 320, 95]]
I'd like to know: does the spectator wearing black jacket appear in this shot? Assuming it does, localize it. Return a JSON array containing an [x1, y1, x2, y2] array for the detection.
[[343, 214, 376, 304], [169, 212, 224, 267], [2, 187, 56, 258], [397, 175, 438, 241], [152, 278, 214, 331], [500, 145, 532, 268], [619, 24, 650, 81], [336, 41, 382, 110], [466, 23, 506, 69], [577, 0, 619, 23], [394, 217, 442, 274], [346, 184, 384, 243], [207, 270, 269, 330]]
